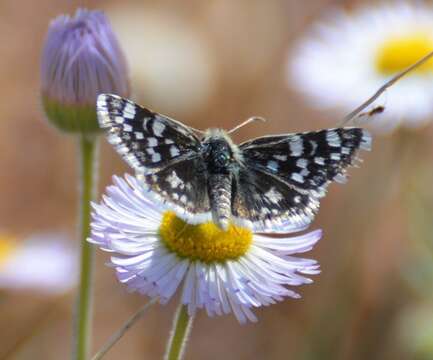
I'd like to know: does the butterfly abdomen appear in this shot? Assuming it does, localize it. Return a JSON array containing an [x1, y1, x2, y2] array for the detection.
[[208, 174, 232, 230]]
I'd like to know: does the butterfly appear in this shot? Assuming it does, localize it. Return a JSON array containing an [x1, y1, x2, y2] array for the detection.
[[97, 94, 371, 232]]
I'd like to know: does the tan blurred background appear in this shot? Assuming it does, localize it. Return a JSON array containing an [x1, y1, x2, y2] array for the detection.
[[2, 0, 433, 359]]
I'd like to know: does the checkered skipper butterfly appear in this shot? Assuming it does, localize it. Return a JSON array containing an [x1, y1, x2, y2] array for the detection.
[[97, 94, 371, 232]]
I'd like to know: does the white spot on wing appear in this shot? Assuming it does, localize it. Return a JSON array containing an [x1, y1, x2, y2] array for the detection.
[[360, 131, 372, 150], [97, 95, 108, 108], [147, 137, 158, 147], [331, 153, 341, 161], [108, 133, 121, 145], [300, 168, 310, 176], [170, 146, 180, 157], [296, 158, 308, 168], [135, 132, 144, 140], [166, 171, 183, 189], [123, 103, 136, 119], [273, 154, 287, 161], [265, 187, 284, 204], [291, 173, 304, 183], [341, 147, 350, 155], [151, 153, 161, 162], [334, 173, 347, 183], [152, 121, 166, 137], [314, 157, 325, 165], [261, 207, 271, 215], [326, 130, 341, 147], [267, 160, 279, 171], [290, 138, 304, 156]]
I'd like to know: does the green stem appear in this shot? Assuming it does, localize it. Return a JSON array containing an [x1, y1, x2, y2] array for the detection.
[[164, 304, 194, 360], [74, 135, 98, 360]]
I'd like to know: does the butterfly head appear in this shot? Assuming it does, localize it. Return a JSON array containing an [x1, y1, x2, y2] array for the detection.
[[202, 129, 242, 174]]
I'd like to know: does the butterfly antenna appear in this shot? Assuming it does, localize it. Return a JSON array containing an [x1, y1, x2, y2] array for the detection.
[[189, 126, 205, 135], [227, 116, 267, 135], [339, 50, 433, 126]]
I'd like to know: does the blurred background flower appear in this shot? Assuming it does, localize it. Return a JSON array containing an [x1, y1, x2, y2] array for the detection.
[[289, 2, 433, 133], [0, 232, 78, 360], [2, 0, 433, 359], [0, 232, 77, 294], [108, 5, 217, 118]]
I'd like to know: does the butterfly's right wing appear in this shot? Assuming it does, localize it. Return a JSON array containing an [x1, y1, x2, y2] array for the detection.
[[97, 94, 212, 223], [97, 94, 202, 174]]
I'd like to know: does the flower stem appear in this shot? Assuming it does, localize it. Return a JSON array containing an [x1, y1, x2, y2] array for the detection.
[[164, 304, 194, 360], [74, 135, 98, 360], [91, 298, 158, 360]]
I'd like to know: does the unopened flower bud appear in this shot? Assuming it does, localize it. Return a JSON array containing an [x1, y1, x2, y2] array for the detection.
[[41, 9, 129, 134]]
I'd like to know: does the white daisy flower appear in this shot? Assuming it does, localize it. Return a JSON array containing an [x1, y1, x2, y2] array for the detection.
[[0, 233, 77, 294], [89, 174, 322, 323], [289, 2, 433, 132]]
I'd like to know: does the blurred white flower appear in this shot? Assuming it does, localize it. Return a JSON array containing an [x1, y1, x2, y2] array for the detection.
[[289, 2, 433, 133], [0, 233, 77, 294], [108, 6, 217, 116]]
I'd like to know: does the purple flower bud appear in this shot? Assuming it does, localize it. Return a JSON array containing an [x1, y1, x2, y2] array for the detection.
[[41, 9, 129, 134]]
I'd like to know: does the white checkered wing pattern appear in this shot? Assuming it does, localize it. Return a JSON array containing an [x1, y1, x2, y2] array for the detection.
[[97, 94, 212, 222], [233, 128, 372, 230], [97, 94, 202, 174]]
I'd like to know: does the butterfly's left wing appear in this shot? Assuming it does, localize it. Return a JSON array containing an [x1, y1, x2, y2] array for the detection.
[[97, 94, 212, 223], [233, 127, 371, 231], [231, 167, 320, 232]]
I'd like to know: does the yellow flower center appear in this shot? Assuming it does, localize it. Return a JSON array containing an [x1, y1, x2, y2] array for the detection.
[[376, 32, 433, 75], [0, 235, 17, 267], [158, 211, 252, 263]]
